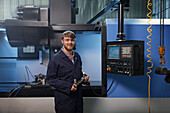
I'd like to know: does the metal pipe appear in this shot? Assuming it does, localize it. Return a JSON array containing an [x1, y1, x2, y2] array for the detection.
[[116, 1, 126, 41], [87, 1, 118, 24]]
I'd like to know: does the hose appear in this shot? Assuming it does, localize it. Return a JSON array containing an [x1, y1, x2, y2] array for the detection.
[[147, 0, 153, 113]]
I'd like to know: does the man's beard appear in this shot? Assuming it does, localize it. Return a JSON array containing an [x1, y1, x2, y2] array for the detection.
[[63, 44, 75, 51]]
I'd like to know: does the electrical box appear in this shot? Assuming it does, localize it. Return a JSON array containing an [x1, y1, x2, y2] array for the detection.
[[106, 40, 144, 76]]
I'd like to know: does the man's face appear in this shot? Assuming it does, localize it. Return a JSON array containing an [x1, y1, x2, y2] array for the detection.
[[61, 37, 75, 51]]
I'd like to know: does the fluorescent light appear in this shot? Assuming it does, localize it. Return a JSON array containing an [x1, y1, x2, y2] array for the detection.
[[0, 28, 6, 31]]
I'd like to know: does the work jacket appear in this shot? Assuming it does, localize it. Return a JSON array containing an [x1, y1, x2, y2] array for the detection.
[[46, 50, 83, 113]]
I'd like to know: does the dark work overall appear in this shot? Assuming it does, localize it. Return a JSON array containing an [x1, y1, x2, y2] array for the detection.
[[47, 50, 83, 113]]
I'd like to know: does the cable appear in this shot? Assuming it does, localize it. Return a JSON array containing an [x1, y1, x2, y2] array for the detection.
[[160, 0, 162, 47], [30, 81, 42, 85], [8, 81, 42, 97], [163, 0, 165, 47], [160, 0, 165, 47], [25, 66, 30, 82], [14, 85, 26, 97], [147, 0, 153, 113], [88, 79, 114, 97], [26, 66, 35, 79], [13, 83, 41, 97], [25, 66, 35, 83], [158, 0, 166, 67], [8, 85, 25, 97]]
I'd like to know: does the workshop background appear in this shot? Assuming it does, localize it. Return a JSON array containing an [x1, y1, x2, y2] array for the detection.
[[0, 0, 170, 113]]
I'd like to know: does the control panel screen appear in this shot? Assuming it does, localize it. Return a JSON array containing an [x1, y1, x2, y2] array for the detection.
[[121, 47, 132, 58], [106, 41, 144, 76], [108, 45, 119, 59]]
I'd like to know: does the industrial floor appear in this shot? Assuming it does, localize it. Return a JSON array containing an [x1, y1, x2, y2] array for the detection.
[[0, 97, 170, 113]]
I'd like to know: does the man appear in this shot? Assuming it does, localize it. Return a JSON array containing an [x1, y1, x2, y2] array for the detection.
[[46, 31, 90, 113]]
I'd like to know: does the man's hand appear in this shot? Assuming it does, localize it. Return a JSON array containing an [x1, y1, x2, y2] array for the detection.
[[84, 76, 90, 83], [71, 84, 77, 91]]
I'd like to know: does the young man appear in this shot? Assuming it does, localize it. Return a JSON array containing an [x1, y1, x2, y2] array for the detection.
[[46, 31, 90, 113]]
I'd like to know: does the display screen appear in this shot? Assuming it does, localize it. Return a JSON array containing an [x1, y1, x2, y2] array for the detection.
[[121, 47, 132, 58], [108, 45, 119, 59]]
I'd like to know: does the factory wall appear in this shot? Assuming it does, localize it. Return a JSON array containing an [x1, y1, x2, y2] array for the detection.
[[0, 0, 49, 20]]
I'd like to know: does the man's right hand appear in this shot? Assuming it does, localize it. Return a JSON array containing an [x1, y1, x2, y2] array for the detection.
[[71, 84, 77, 91]]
